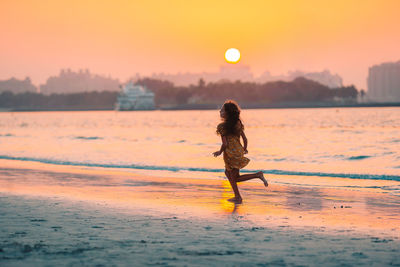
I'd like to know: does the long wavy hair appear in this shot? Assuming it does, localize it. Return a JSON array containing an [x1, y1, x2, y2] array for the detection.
[[216, 100, 244, 136]]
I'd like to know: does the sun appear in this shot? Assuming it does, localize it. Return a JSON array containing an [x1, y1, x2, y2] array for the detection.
[[225, 48, 241, 64]]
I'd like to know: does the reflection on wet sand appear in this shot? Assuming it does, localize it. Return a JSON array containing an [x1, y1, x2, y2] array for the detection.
[[220, 180, 241, 214], [0, 159, 399, 237], [285, 187, 323, 211]]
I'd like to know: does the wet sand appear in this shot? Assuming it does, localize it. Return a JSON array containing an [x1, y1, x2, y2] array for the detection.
[[0, 159, 399, 266]]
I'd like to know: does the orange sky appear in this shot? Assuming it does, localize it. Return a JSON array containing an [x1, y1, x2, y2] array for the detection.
[[0, 0, 399, 89]]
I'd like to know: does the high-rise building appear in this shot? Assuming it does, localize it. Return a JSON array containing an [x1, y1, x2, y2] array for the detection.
[[367, 61, 400, 102]]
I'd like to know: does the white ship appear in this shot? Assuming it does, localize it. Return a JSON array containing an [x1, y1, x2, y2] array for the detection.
[[115, 82, 155, 110]]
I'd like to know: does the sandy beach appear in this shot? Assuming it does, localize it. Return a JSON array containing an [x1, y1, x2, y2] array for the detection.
[[1, 159, 399, 266]]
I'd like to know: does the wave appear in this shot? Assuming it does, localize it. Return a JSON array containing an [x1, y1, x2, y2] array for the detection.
[[0, 155, 400, 182], [347, 155, 371, 160], [73, 136, 103, 140]]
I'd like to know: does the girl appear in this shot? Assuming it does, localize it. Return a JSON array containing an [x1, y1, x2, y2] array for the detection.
[[213, 100, 268, 204]]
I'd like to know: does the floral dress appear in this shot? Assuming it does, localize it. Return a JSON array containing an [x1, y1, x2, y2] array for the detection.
[[223, 134, 250, 171]]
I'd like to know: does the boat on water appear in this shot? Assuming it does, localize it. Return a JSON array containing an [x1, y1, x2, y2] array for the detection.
[[115, 82, 155, 110]]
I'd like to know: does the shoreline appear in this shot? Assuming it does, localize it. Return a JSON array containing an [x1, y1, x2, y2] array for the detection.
[[1, 155, 399, 183]]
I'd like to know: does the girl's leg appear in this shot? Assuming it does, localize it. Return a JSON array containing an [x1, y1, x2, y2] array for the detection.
[[236, 171, 268, 187], [224, 169, 230, 179], [226, 169, 242, 202]]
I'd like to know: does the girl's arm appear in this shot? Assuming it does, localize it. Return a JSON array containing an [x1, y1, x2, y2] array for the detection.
[[213, 135, 227, 157], [241, 131, 248, 153]]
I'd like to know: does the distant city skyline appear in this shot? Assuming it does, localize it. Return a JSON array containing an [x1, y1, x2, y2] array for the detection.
[[147, 65, 343, 88], [0, 66, 344, 94], [1, 61, 398, 91], [1, 0, 399, 90], [367, 60, 400, 102]]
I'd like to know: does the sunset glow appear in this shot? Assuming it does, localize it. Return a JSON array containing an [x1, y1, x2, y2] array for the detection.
[[0, 0, 399, 88]]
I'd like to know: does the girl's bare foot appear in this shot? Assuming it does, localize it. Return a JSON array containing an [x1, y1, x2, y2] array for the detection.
[[228, 197, 242, 204], [258, 171, 268, 187]]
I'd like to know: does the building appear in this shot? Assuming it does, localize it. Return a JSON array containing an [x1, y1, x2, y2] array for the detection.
[[286, 70, 343, 88], [0, 77, 37, 93], [115, 82, 155, 110], [146, 66, 342, 88], [149, 64, 254, 86], [367, 61, 400, 102]]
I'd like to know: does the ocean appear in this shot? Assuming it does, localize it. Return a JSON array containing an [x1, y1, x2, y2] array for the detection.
[[1, 107, 399, 189]]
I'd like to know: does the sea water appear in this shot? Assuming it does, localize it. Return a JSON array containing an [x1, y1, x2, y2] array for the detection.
[[0, 107, 399, 186]]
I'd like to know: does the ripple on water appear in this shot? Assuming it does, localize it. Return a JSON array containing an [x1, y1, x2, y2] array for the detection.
[[73, 136, 103, 140], [347, 155, 371, 160], [0, 133, 14, 137]]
